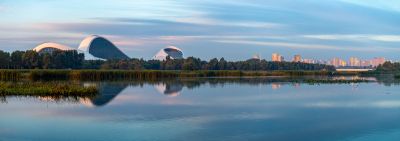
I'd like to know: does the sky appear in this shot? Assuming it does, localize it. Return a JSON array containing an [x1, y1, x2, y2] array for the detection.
[[0, 0, 400, 61]]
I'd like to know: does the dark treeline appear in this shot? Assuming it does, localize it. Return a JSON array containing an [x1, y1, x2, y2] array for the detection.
[[100, 57, 335, 71], [0, 50, 84, 69], [0, 50, 335, 71], [375, 62, 400, 72]]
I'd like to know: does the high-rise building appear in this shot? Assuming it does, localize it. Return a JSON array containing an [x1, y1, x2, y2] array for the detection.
[[293, 55, 301, 62], [330, 58, 346, 67], [370, 57, 385, 67], [272, 53, 284, 62], [361, 60, 371, 67], [303, 59, 315, 64], [349, 57, 361, 66]]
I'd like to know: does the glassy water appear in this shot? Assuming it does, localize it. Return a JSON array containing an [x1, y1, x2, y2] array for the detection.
[[1, 77, 400, 141]]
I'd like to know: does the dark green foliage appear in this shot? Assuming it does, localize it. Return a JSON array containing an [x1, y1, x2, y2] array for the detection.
[[375, 62, 400, 72], [100, 57, 335, 71], [0, 50, 10, 68], [0, 50, 84, 69], [0, 49, 335, 71], [0, 70, 354, 81]]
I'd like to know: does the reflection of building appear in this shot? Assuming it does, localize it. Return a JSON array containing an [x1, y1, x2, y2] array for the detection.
[[271, 83, 281, 90], [33, 35, 130, 60], [33, 42, 74, 54], [293, 55, 301, 62], [153, 46, 184, 60], [272, 53, 284, 62], [80, 82, 128, 107], [154, 83, 184, 97]]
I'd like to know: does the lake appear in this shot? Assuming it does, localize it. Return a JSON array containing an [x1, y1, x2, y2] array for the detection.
[[1, 76, 400, 141]]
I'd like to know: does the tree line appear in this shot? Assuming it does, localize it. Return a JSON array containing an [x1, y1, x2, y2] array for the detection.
[[375, 61, 400, 72], [0, 50, 84, 69], [99, 56, 335, 71], [0, 50, 335, 71]]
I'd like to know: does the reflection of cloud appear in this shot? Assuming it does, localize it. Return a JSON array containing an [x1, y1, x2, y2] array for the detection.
[[307, 100, 400, 108], [271, 83, 281, 90]]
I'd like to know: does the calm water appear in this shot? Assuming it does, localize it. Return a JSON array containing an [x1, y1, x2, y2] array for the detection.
[[1, 77, 400, 141]]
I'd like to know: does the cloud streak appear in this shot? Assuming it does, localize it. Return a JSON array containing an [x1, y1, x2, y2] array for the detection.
[[214, 39, 400, 52], [303, 34, 400, 42]]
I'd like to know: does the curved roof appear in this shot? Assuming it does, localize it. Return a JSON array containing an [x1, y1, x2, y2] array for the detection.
[[164, 46, 182, 52], [78, 35, 129, 60], [153, 46, 184, 60], [78, 35, 102, 52], [33, 42, 74, 52]]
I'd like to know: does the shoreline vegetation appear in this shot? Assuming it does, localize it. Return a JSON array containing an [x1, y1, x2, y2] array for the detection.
[[0, 82, 98, 97], [1, 49, 399, 97], [0, 69, 365, 81]]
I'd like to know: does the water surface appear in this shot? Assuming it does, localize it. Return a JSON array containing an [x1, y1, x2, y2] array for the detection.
[[1, 77, 400, 141]]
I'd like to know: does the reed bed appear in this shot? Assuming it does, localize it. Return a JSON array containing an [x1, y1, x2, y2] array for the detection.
[[0, 82, 98, 96], [0, 70, 363, 81]]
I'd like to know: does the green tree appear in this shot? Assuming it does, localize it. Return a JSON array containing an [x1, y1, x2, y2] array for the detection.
[[0, 50, 10, 68]]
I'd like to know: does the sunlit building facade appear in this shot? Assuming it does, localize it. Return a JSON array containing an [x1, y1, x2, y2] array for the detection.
[[349, 57, 361, 67], [293, 55, 302, 62], [33, 42, 74, 54], [272, 53, 284, 62]]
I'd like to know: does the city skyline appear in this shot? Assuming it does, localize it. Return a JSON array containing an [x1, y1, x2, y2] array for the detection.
[[268, 53, 387, 67], [1, 1, 400, 60]]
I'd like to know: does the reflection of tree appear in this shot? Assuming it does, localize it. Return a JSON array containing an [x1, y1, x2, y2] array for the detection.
[[373, 75, 400, 86], [0, 95, 6, 103], [2, 76, 399, 106]]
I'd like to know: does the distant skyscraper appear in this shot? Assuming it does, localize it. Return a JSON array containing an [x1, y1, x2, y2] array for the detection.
[[272, 53, 284, 62], [370, 57, 385, 67], [349, 57, 361, 66], [293, 55, 302, 62], [331, 58, 346, 67], [303, 59, 315, 64]]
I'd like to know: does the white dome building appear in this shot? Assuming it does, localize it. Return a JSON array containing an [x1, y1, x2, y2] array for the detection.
[[153, 46, 184, 60], [33, 42, 74, 54], [78, 35, 129, 60], [32, 35, 130, 60]]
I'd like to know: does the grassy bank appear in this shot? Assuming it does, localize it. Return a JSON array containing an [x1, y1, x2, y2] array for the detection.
[[0, 69, 363, 81], [0, 82, 98, 96]]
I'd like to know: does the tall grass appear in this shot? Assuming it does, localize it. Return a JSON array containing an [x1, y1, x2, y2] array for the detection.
[[0, 70, 23, 81], [0, 69, 363, 81], [0, 82, 98, 96]]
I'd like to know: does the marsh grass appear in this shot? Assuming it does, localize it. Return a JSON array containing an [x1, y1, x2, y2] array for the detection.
[[0, 69, 363, 81], [0, 82, 98, 96]]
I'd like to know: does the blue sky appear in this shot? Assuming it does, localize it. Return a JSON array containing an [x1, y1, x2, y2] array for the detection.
[[1, 0, 400, 60]]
